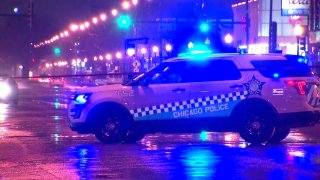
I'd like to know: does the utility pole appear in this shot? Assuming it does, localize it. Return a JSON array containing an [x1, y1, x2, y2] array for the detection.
[[245, 0, 250, 49]]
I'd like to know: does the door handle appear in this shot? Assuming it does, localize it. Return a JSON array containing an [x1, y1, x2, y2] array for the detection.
[[230, 84, 243, 89], [172, 88, 185, 92]]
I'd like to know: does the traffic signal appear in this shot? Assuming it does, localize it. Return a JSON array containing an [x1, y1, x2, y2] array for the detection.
[[27, 0, 33, 29], [269, 22, 277, 53], [13, 7, 20, 14], [199, 22, 209, 33], [53, 47, 61, 56], [241, 17, 247, 30], [117, 15, 132, 29]]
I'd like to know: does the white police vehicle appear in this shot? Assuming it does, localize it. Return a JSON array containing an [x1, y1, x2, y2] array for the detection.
[[68, 53, 320, 144]]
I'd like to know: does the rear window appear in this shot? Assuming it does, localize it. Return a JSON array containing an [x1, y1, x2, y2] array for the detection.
[[251, 59, 313, 78]]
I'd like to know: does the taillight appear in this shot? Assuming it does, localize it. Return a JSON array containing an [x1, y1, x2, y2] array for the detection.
[[286, 80, 307, 95], [297, 81, 306, 95]]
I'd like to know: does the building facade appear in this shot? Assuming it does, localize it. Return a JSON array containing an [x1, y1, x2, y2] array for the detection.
[[233, 0, 319, 57]]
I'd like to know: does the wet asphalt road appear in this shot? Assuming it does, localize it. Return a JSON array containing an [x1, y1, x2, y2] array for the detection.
[[0, 80, 320, 179]]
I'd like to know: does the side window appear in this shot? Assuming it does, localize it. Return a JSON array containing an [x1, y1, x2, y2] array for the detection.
[[149, 62, 184, 84], [183, 60, 241, 82]]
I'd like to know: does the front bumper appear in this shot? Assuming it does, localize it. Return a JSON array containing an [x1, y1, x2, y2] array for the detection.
[[68, 102, 92, 134]]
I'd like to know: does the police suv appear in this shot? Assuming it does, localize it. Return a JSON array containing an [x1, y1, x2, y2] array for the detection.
[[68, 53, 320, 144]]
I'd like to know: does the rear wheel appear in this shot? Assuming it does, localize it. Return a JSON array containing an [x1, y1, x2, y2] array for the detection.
[[237, 102, 276, 144], [269, 127, 290, 143]]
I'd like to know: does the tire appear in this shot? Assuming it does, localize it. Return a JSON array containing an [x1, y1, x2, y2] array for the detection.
[[125, 131, 145, 143], [269, 127, 290, 143], [237, 102, 276, 144], [92, 106, 133, 144]]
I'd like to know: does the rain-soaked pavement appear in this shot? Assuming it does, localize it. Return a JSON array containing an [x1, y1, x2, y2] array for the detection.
[[0, 80, 319, 179]]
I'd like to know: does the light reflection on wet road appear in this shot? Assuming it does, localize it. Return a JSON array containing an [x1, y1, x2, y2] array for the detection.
[[0, 81, 319, 179]]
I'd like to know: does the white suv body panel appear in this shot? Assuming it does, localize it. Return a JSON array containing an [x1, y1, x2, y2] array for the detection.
[[68, 54, 320, 133]]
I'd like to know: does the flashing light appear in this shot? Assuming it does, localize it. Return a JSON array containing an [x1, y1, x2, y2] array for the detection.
[[273, 73, 280, 79], [224, 34, 233, 44], [165, 44, 172, 52], [297, 57, 307, 63], [200, 131, 208, 141], [188, 42, 194, 49], [190, 50, 213, 55], [0, 82, 11, 99], [94, 56, 98, 61], [99, 55, 104, 60], [200, 23, 209, 33], [74, 94, 91, 105]]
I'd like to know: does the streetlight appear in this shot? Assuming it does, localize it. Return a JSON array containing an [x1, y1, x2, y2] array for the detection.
[[294, 24, 305, 55], [166, 44, 172, 52], [141, 47, 147, 55], [122, 1, 131, 10], [152, 46, 159, 54], [111, 9, 118, 17], [116, 52, 122, 59], [294, 24, 304, 36]]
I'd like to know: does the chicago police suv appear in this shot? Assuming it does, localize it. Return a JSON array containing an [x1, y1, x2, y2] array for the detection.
[[68, 53, 320, 144]]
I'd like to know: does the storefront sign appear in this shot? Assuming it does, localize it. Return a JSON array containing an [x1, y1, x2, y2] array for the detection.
[[281, 0, 310, 16]]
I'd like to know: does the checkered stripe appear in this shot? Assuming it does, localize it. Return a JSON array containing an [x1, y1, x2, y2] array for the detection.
[[130, 91, 248, 118]]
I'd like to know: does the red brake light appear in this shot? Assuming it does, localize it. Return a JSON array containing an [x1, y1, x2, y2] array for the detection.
[[286, 80, 295, 87]]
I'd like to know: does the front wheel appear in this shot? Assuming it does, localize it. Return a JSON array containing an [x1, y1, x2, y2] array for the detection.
[[94, 111, 131, 144]]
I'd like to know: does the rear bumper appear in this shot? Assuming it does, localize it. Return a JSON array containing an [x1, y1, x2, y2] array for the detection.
[[278, 111, 319, 128]]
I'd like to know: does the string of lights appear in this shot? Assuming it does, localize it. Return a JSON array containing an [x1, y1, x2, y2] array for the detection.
[[33, 0, 138, 48]]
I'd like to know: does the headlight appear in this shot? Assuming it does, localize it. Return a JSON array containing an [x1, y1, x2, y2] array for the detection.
[[0, 82, 11, 98], [73, 93, 91, 105]]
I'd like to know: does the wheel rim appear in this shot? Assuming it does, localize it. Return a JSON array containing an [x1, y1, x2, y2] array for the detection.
[[242, 114, 274, 143], [100, 116, 121, 138]]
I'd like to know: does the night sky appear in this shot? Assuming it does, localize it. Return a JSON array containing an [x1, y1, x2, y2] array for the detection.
[[0, 0, 234, 74]]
